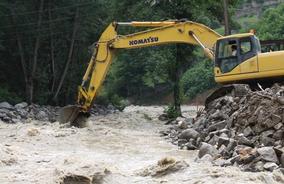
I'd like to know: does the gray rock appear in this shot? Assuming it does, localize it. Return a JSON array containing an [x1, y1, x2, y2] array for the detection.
[[219, 132, 228, 138], [198, 142, 218, 158], [243, 126, 253, 137], [213, 157, 233, 167], [208, 135, 219, 146], [176, 117, 186, 122], [218, 136, 230, 147], [177, 139, 187, 147], [274, 123, 283, 130], [198, 154, 213, 163], [271, 114, 281, 123], [263, 162, 279, 171], [0, 112, 6, 118], [208, 121, 227, 132], [185, 142, 197, 150], [237, 134, 254, 146], [185, 118, 194, 125], [262, 118, 277, 129], [15, 102, 28, 109], [254, 161, 265, 172], [281, 153, 284, 167], [261, 136, 275, 146], [273, 129, 283, 140], [218, 144, 227, 155], [0, 102, 13, 110], [177, 121, 188, 129], [257, 147, 279, 164], [225, 139, 237, 153], [36, 110, 48, 121], [209, 110, 229, 121], [179, 128, 200, 140]]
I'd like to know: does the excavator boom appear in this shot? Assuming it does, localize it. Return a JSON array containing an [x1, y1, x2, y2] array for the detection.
[[58, 20, 222, 125]]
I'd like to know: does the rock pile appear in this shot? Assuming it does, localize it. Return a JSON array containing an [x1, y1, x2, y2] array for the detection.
[[0, 102, 58, 123], [0, 101, 118, 124], [161, 84, 284, 172]]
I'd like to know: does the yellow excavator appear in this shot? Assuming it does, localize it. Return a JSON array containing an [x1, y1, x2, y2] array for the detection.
[[59, 20, 284, 126]]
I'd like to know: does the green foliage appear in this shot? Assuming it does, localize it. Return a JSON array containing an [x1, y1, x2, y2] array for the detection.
[[0, 0, 243, 106], [110, 94, 128, 111], [164, 104, 180, 119], [257, 4, 284, 40], [0, 87, 23, 105], [181, 58, 216, 100]]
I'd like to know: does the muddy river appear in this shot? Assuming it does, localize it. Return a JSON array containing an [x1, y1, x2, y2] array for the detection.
[[0, 106, 283, 183]]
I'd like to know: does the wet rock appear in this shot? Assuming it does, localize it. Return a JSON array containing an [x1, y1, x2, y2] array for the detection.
[[213, 157, 232, 167], [177, 121, 188, 129], [198, 142, 218, 159], [139, 157, 189, 177], [198, 154, 213, 163], [15, 102, 28, 109], [60, 175, 91, 184], [254, 161, 265, 172], [27, 128, 40, 136], [0, 102, 13, 110], [185, 140, 197, 150], [263, 162, 279, 171], [36, 111, 48, 121], [257, 147, 279, 164], [179, 128, 200, 140], [158, 114, 168, 121]]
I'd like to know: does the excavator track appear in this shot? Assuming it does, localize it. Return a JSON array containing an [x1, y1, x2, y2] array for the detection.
[[205, 84, 251, 109]]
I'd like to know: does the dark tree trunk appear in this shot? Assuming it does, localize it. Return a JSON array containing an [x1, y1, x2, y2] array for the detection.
[[173, 44, 182, 116], [223, 0, 231, 35], [10, 5, 30, 102], [29, 0, 45, 103], [48, 1, 56, 94], [53, 7, 80, 102]]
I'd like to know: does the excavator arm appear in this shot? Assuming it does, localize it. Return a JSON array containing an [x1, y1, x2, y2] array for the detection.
[[59, 20, 221, 125]]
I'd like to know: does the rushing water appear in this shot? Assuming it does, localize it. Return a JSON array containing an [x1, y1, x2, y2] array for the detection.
[[0, 106, 283, 183]]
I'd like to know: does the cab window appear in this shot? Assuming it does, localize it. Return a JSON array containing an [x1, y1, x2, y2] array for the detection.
[[239, 37, 257, 63], [216, 39, 239, 74], [240, 38, 252, 55]]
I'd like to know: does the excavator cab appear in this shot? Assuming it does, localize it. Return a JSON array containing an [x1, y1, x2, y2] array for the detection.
[[215, 34, 261, 75]]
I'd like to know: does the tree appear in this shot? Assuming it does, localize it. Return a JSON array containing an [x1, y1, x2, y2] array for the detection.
[[256, 4, 284, 40]]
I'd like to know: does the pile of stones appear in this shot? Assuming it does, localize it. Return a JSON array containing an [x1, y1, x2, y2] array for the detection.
[[0, 102, 59, 123], [161, 84, 284, 172], [0, 101, 118, 124]]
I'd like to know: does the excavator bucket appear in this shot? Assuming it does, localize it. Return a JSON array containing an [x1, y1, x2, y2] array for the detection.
[[58, 105, 89, 127]]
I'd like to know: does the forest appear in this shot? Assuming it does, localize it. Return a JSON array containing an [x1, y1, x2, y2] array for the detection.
[[0, 0, 283, 108]]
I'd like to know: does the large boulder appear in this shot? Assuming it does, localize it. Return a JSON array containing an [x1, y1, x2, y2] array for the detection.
[[15, 102, 28, 109], [0, 102, 13, 110], [198, 142, 218, 158], [257, 147, 279, 164], [179, 128, 200, 140]]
